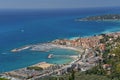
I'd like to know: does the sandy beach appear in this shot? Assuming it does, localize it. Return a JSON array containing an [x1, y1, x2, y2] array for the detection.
[[32, 62, 53, 69]]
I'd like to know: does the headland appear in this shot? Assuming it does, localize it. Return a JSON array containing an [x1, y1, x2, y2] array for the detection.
[[76, 14, 120, 21]]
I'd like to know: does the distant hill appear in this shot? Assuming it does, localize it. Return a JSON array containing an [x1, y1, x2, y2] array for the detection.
[[77, 14, 120, 21]]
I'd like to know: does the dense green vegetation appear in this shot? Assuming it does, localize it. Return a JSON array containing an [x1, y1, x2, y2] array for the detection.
[[41, 72, 111, 80], [86, 35, 120, 80], [0, 78, 9, 80]]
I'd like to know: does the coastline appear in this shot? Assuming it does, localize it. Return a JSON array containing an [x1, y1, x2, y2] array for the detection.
[[11, 43, 84, 53], [10, 31, 120, 66], [0, 8, 120, 80], [1, 31, 120, 80]]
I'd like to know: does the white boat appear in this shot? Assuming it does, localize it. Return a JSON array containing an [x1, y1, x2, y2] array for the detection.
[[48, 54, 53, 58]]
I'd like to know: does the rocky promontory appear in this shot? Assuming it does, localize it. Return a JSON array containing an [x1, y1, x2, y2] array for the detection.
[[77, 14, 120, 21]]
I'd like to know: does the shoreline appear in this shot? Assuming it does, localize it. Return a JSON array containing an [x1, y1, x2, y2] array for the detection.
[[9, 31, 120, 67], [11, 43, 84, 52], [10, 31, 120, 53], [1, 31, 120, 79]]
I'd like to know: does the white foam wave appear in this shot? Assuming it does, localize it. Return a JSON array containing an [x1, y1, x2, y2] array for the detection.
[[101, 27, 120, 34], [68, 37, 80, 40], [1, 53, 7, 55]]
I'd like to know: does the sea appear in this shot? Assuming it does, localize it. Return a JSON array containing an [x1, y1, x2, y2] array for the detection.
[[0, 7, 120, 73]]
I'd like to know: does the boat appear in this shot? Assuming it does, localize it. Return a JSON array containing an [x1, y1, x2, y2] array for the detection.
[[48, 54, 53, 59]]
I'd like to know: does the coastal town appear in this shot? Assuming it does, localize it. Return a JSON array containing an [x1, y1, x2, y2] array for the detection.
[[1, 32, 120, 80]]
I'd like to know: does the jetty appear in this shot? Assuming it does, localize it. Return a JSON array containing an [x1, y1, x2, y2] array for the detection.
[[11, 46, 31, 52]]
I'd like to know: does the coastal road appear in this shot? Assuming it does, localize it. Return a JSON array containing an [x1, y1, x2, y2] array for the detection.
[[28, 64, 72, 80]]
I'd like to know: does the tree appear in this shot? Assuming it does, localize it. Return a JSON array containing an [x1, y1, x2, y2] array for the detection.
[[69, 70, 75, 80], [0, 78, 9, 80]]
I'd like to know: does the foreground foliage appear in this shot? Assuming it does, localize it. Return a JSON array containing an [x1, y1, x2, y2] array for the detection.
[[0, 78, 9, 80]]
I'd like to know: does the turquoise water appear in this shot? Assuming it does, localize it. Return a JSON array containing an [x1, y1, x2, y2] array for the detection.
[[0, 7, 120, 72], [48, 48, 79, 64]]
